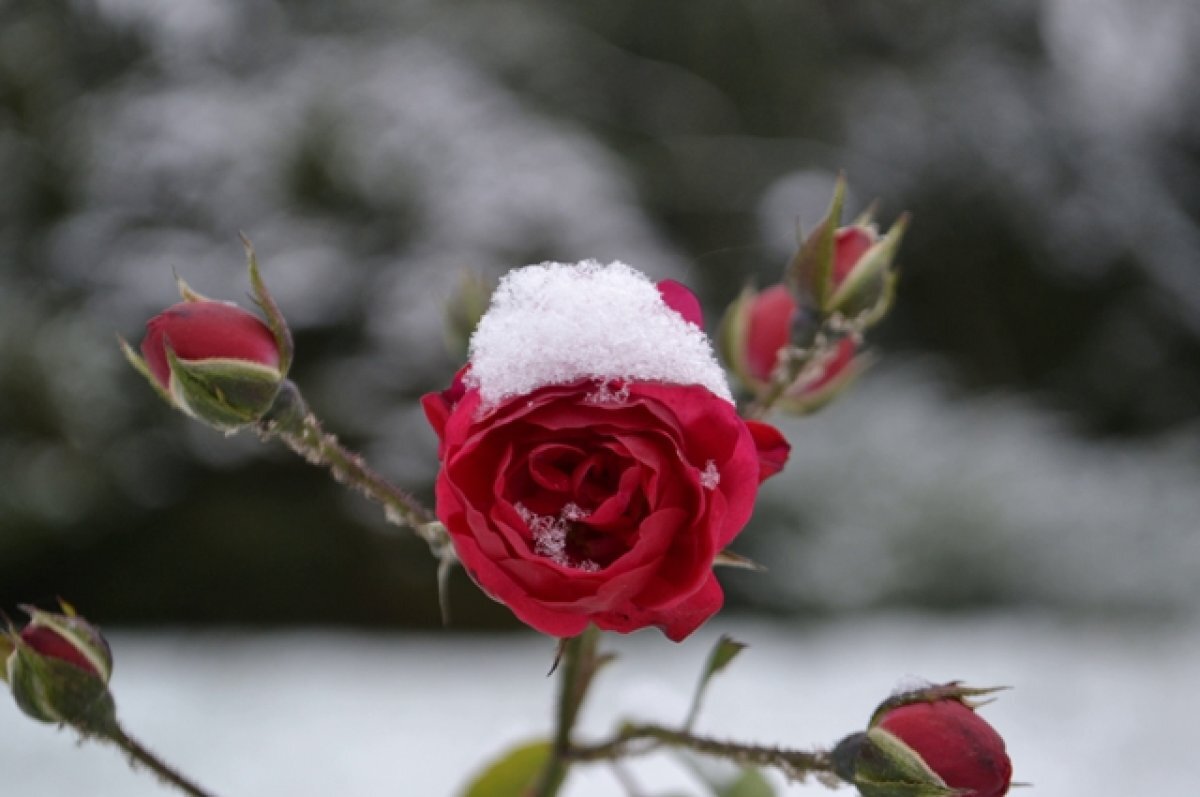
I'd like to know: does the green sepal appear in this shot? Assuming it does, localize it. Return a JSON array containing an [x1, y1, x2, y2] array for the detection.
[[786, 175, 846, 311], [0, 634, 13, 683], [772, 349, 872, 416], [851, 728, 959, 797], [458, 738, 552, 797], [175, 271, 213, 303], [19, 604, 112, 683], [868, 682, 1009, 728], [717, 285, 760, 393], [8, 647, 119, 736], [713, 549, 766, 571], [242, 233, 294, 376], [166, 349, 284, 429], [826, 213, 908, 321], [118, 335, 176, 408]]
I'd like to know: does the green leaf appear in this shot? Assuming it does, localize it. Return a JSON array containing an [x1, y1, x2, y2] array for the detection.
[[718, 768, 777, 797], [684, 635, 747, 729], [459, 739, 552, 797], [675, 752, 776, 797]]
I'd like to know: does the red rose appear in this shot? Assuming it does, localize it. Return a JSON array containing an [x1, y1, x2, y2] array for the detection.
[[876, 700, 1012, 797], [423, 278, 787, 640]]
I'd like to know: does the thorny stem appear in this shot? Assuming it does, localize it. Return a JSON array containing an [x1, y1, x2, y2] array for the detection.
[[568, 723, 838, 784], [110, 726, 220, 797], [257, 381, 446, 553], [532, 626, 603, 797]]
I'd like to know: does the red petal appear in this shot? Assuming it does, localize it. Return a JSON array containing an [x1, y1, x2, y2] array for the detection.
[[879, 701, 1013, 797], [833, 226, 876, 284], [744, 419, 790, 482], [421, 367, 471, 445], [593, 572, 724, 642], [656, 280, 704, 327], [19, 626, 100, 677], [141, 301, 279, 389], [744, 285, 795, 383]]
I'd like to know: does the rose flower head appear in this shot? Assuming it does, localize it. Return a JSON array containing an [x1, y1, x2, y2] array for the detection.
[[832, 682, 1013, 797], [4, 604, 117, 735], [424, 261, 788, 641], [122, 246, 293, 430]]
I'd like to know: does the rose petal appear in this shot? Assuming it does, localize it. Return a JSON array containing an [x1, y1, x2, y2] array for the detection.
[[656, 280, 704, 327], [593, 572, 724, 642], [744, 420, 790, 482]]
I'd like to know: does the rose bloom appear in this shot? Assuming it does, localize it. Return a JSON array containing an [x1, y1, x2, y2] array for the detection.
[[423, 282, 788, 641]]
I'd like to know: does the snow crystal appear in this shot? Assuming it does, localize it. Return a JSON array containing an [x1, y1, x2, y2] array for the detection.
[[516, 502, 598, 571], [467, 261, 733, 407], [700, 460, 721, 490], [584, 378, 631, 406]]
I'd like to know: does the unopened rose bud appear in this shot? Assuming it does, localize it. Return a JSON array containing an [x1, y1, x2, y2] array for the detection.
[[5, 605, 117, 735], [134, 299, 284, 428], [719, 283, 863, 413], [833, 683, 1013, 797], [788, 178, 906, 324], [121, 239, 295, 430]]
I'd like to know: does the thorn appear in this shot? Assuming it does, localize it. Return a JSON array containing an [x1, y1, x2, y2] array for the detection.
[[547, 638, 568, 677]]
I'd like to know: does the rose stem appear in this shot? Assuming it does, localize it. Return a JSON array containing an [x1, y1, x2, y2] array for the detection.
[[568, 723, 838, 783], [109, 726, 221, 797], [257, 380, 447, 553], [532, 626, 603, 797]]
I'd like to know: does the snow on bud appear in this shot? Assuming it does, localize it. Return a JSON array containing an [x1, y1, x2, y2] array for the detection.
[[121, 238, 293, 430], [833, 682, 1013, 797], [4, 604, 117, 735]]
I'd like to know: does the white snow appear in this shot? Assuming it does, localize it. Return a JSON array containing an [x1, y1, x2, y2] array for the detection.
[[1, 616, 1194, 797], [700, 460, 721, 490], [466, 261, 733, 408], [517, 502, 599, 571]]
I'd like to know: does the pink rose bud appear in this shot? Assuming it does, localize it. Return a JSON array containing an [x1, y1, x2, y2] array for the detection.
[[787, 177, 907, 321], [833, 683, 1013, 797], [121, 239, 294, 430], [134, 299, 284, 428], [720, 283, 862, 413], [141, 301, 281, 392], [4, 605, 118, 735]]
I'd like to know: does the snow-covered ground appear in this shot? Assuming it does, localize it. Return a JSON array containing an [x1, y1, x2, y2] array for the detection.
[[1, 613, 1191, 796]]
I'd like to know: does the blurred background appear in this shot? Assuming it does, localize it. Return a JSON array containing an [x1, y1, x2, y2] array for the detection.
[[1, 0, 1198, 794]]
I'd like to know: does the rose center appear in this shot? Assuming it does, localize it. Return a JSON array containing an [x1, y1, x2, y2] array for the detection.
[[513, 441, 647, 570]]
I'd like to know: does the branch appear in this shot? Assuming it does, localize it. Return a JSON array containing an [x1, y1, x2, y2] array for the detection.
[[568, 723, 837, 784]]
